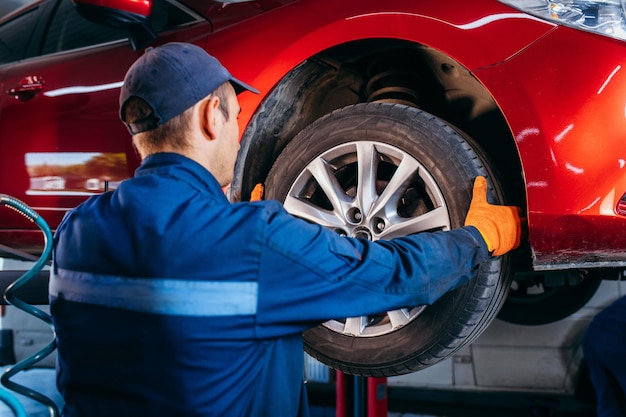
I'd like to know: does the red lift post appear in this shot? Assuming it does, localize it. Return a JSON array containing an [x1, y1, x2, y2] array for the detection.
[[336, 372, 388, 417]]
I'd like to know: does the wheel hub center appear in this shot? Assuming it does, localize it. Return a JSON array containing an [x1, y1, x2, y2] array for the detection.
[[353, 226, 372, 241]]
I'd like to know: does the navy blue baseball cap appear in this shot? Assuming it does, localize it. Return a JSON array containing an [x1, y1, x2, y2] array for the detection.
[[120, 42, 258, 134]]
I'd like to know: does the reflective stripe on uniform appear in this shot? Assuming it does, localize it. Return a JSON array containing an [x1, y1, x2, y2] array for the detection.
[[49, 268, 258, 316]]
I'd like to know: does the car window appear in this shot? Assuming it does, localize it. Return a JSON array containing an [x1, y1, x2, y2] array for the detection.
[[42, 0, 126, 55], [0, 7, 40, 65], [42, 0, 197, 55], [150, 0, 198, 31], [1, 0, 40, 17]]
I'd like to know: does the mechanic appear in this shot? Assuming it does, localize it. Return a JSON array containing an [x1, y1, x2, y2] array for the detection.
[[583, 295, 626, 417], [49, 42, 522, 417]]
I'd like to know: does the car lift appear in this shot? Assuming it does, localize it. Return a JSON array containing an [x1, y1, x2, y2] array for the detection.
[[336, 373, 388, 417]]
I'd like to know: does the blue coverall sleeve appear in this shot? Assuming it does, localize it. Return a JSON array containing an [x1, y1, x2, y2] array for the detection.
[[254, 202, 490, 337]]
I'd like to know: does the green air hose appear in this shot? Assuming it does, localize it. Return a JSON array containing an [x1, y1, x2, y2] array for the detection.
[[0, 194, 58, 417]]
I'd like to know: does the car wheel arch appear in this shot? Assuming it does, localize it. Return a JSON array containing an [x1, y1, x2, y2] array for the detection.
[[231, 38, 525, 212]]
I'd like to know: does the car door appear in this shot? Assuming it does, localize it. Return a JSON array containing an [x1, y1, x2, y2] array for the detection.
[[0, 0, 210, 255]]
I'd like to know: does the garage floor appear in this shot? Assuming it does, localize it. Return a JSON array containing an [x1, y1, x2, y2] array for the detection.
[[0, 368, 596, 417]]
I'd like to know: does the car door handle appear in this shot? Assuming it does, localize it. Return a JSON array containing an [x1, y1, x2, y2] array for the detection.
[[7, 76, 45, 102]]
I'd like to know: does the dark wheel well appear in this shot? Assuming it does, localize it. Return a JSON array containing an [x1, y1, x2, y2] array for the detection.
[[232, 38, 525, 211]]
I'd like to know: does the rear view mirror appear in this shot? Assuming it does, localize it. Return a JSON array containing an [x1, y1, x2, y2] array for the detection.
[[72, 0, 156, 50]]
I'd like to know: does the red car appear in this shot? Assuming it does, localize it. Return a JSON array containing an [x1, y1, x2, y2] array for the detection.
[[1, 0, 625, 376]]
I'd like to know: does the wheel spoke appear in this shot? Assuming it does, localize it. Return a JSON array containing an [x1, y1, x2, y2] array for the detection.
[[307, 157, 352, 215], [381, 206, 450, 239], [369, 154, 420, 219], [356, 142, 379, 214], [283, 195, 346, 228], [387, 309, 411, 329], [343, 316, 368, 336]]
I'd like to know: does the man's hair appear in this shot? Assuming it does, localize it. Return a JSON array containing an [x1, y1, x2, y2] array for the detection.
[[213, 82, 231, 122], [123, 82, 232, 155]]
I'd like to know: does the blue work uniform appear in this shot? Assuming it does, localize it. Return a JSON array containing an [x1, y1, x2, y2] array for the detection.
[[50, 152, 490, 417], [583, 295, 626, 417]]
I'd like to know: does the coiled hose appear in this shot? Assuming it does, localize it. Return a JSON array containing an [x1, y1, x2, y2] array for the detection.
[[0, 194, 58, 417]]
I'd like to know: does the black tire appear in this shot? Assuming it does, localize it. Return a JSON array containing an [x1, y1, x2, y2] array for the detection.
[[265, 103, 514, 376], [497, 271, 602, 326]]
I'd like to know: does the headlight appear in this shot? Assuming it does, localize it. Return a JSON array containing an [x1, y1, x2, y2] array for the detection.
[[499, 0, 626, 41]]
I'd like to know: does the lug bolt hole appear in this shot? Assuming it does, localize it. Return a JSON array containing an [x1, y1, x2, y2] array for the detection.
[[347, 208, 363, 224], [373, 218, 386, 234]]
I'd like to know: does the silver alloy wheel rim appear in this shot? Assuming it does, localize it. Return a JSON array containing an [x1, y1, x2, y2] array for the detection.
[[283, 141, 452, 337]]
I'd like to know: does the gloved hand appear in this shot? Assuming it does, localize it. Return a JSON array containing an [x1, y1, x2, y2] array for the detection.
[[464, 176, 522, 256], [250, 183, 264, 201]]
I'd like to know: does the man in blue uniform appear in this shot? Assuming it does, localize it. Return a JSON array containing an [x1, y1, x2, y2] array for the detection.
[[50, 42, 522, 417]]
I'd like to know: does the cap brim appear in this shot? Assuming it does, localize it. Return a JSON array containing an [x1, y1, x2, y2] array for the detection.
[[231, 77, 259, 95]]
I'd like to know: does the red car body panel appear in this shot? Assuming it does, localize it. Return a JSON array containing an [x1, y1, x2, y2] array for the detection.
[[1, 0, 625, 271], [475, 28, 626, 268]]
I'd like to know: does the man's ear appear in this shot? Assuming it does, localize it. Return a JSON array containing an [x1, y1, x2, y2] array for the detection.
[[200, 95, 221, 141]]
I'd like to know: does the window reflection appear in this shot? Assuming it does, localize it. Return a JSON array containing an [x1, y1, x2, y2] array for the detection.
[[25, 152, 127, 195]]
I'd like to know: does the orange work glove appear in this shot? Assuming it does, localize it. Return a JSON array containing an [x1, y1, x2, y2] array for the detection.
[[464, 176, 522, 256], [250, 183, 264, 201]]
